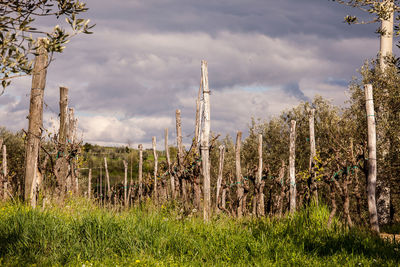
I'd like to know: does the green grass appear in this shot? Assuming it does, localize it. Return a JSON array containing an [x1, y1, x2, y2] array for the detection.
[[0, 199, 399, 266]]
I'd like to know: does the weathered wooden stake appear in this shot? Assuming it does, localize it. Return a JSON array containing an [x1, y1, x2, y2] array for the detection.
[[201, 60, 211, 221], [309, 108, 318, 205], [24, 38, 48, 207], [104, 157, 111, 201], [257, 134, 265, 216], [138, 144, 143, 201], [365, 84, 380, 233], [88, 168, 92, 199], [2, 144, 8, 200], [289, 120, 297, 214], [194, 78, 203, 151], [152, 137, 158, 202], [165, 128, 175, 199], [59, 87, 69, 145], [216, 145, 225, 212], [236, 131, 244, 218], [176, 109, 186, 202], [123, 160, 128, 206]]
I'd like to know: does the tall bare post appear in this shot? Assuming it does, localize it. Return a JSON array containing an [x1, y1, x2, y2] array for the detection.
[[309, 108, 318, 205], [379, 0, 394, 71], [138, 144, 143, 201], [24, 38, 48, 207], [365, 84, 380, 233], [2, 144, 8, 200], [194, 78, 203, 151], [236, 131, 243, 218], [152, 137, 158, 202], [216, 145, 225, 212], [123, 160, 128, 207], [165, 128, 175, 199], [59, 87, 69, 145], [289, 120, 297, 214], [104, 157, 111, 201], [176, 109, 186, 202], [200, 60, 211, 221], [256, 134, 265, 216], [87, 168, 92, 199]]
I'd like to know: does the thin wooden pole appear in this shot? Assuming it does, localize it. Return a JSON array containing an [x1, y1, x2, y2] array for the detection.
[[201, 60, 211, 221], [152, 137, 158, 202], [2, 144, 7, 200], [24, 38, 48, 207], [176, 109, 186, 202], [123, 160, 128, 207], [309, 108, 318, 205], [104, 157, 111, 201], [289, 120, 297, 214], [216, 145, 225, 212], [138, 144, 143, 201], [365, 84, 380, 233], [257, 134, 265, 216], [236, 131, 243, 218], [58, 87, 69, 145], [165, 128, 175, 199], [88, 168, 92, 199], [195, 78, 203, 152]]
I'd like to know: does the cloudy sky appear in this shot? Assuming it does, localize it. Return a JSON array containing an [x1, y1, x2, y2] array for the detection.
[[0, 0, 392, 148]]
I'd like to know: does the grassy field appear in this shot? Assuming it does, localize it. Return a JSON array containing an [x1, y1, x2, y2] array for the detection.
[[0, 199, 399, 266]]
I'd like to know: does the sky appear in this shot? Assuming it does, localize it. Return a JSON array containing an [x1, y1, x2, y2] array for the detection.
[[0, 0, 392, 148]]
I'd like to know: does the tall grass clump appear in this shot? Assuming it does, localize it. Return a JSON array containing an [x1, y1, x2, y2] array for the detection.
[[0, 199, 399, 266]]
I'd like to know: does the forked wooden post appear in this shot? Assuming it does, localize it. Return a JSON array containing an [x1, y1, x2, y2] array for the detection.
[[165, 128, 175, 199], [24, 38, 48, 207], [138, 144, 143, 201], [289, 120, 297, 213], [123, 160, 128, 206], [257, 134, 265, 216], [365, 84, 380, 233], [216, 145, 225, 212], [152, 136, 158, 202], [200, 60, 211, 221], [236, 131, 243, 218]]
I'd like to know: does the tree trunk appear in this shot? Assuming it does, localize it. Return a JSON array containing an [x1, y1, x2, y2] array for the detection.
[[24, 38, 48, 207], [201, 60, 211, 221], [289, 120, 297, 213], [236, 131, 244, 218], [152, 136, 158, 202], [58, 87, 69, 145], [256, 134, 265, 217], [379, 0, 394, 71], [365, 84, 380, 233], [216, 145, 225, 212], [123, 160, 128, 207], [138, 144, 143, 202]]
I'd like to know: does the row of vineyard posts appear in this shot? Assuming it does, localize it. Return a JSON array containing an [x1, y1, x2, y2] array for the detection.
[[0, 40, 382, 233]]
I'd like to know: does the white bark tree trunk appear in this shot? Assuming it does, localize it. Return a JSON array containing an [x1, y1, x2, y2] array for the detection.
[[289, 120, 297, 214]]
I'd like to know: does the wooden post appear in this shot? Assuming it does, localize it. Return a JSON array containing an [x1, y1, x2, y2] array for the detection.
[[379, 0, 394, 71], [165, 128, 175, 199], [201, 60, 211, 221], [2, 144, 8, 200], [216, 145, 225, 212], [88, 168, 92, 199], [176, 109, 186, 202], [123, 160, 128, 207], [99, 165, 103, 203], [104, 157, 111, 201], [194, 78, 203, 151], [152, 137, 158, 202], [256, 134, 265, 216], [24, 38, 48, 207], [236, 131, 243, 218], [309, 108, 318, 205], [365, 84, 380, 233], [59, 87, 69, 145], [289, 120, 297, 214], [138, 144, 143, 201]]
